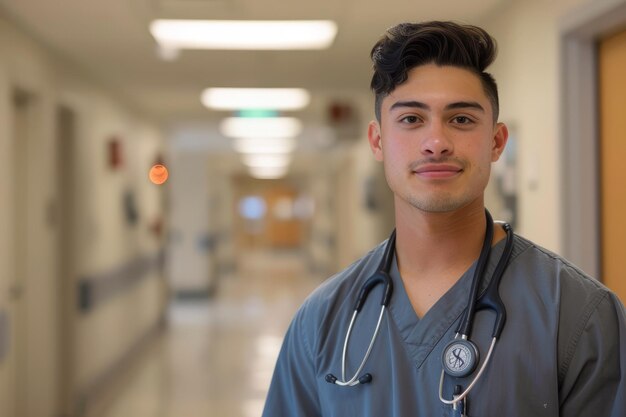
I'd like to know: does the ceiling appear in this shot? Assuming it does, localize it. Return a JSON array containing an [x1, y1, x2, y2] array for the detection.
[[0, 0, 507, 125]]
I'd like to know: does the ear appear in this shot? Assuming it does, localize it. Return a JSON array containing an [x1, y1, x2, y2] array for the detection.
[[491, 122, 509, 162], [368, 120, 384, 162]]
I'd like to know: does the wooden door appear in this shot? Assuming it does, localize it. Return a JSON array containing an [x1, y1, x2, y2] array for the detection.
[[599, 28, 626, 302]]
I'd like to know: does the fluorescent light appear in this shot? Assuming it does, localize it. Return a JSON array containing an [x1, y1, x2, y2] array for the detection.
[[150, 20, 337, 50], [220, 117, 302, 139], [248, 166, 289, 179], [233, 137, 296, 154], [202, 88, 310, 111], [242, 154, 291, 168]]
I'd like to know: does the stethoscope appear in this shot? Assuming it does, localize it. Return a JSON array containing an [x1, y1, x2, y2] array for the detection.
[[325, 209, 515, 416]]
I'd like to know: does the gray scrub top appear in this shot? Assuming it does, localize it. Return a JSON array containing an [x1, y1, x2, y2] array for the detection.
[[262, 234, 626, 417]]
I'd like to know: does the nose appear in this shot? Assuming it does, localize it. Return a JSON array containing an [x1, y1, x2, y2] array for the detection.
[[420, 122, 453, 158]]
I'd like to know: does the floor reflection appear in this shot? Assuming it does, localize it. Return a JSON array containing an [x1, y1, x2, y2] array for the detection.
[[91, 249, 322, 417]]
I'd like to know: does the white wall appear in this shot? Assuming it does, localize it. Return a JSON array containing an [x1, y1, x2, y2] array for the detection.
[[479, 0, 593, 252], [68, 93, 167, 397], [167, 149, 212, 294], [0, 14, 167, 417], [0, 15, 64, 417], [165, 126, 241, 296]]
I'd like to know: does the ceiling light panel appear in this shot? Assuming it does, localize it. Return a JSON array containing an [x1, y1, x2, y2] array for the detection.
[[248, 166, 289, 179], [233, 137, 296, 154], [202, 88, 310, 111], [242, 154, 291, 168], [150, 20, 337, 50], [220, 117, 302, 139]]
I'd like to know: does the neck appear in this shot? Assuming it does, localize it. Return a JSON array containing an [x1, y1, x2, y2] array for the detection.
[[394, 200, 492, 281]]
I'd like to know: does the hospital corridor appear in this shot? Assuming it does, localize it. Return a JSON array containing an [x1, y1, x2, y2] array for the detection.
[[84, 250, 322, 417], [1, 0, 626, 416]]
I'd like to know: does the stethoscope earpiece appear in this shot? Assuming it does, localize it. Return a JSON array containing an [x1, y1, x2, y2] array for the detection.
[[325, 372, 373, 386], [359, 373, 373, 384]]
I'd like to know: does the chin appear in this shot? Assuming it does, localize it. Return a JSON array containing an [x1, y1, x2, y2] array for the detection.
[[407, 195, 475, 213]]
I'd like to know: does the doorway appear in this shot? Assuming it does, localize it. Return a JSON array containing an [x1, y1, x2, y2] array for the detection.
[[56, 104, 77, 416], [599, 27, 626, 302], [10, 88, 34, 417], [234, 177, 307, 251], [560, 1, 626, 286]]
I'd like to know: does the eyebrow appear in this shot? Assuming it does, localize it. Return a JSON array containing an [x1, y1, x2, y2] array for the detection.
[[389, 100, 485, 113]]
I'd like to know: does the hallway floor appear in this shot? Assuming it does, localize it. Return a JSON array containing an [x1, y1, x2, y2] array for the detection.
[[89, 249, 323, 417]]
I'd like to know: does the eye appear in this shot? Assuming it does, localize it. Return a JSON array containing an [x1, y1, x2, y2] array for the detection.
[[452, 116, 473, 124], [399, 115, 420, 124]]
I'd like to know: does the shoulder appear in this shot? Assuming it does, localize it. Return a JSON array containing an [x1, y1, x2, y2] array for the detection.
[[508, 234, 618, 325], [300, 239, 388, 316], [509, 235, 626, 382], [509, 234, 609, 300], [289, 239, 389, 340]]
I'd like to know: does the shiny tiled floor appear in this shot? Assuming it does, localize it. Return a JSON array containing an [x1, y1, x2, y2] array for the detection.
[[92, 249, 322, 417]]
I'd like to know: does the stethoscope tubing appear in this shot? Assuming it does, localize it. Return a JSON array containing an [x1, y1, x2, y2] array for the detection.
[[326, 231, 395, 387], [439, 217, 514, 406], [327, 210, 514, 409], [457, 211, 495, 338], [336, 306, 387, 386]]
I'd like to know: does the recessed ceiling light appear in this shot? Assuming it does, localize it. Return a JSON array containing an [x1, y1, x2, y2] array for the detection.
[[220, 117, 302, 139], [202, 88, 310, 111], [150, 20, 337, 50], [233, 137, 296, 154], [248, 166, 289, 179], [242, 154, 291, 168]]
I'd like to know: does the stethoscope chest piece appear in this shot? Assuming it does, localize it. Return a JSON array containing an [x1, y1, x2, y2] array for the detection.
[[442, 338, 479, 378]]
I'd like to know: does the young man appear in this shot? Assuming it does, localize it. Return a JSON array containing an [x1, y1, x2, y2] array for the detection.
[[262, 21, 626, 416]]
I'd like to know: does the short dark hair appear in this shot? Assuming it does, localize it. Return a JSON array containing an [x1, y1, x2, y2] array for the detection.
[[370, 21, 499, 122]]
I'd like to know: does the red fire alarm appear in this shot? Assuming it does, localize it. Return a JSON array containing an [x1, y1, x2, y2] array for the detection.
[[108, 138, 123, 169]]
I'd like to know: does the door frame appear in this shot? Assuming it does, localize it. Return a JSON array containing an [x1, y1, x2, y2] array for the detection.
[[55, 102, 78, 417], [559, 0, 626, 278], [11, 87, 36, 417]]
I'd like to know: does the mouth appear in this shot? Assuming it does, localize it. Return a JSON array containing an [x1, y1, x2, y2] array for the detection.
[[413, 164, 463, 179]]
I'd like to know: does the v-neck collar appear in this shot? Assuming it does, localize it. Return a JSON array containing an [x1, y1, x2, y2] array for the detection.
[[387, 238, 507, 369]]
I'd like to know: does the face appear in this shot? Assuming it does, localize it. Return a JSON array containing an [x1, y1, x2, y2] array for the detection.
[[368, 64, 508, 214]]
